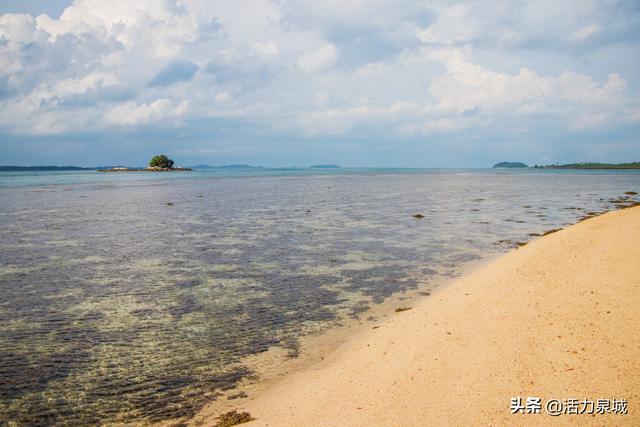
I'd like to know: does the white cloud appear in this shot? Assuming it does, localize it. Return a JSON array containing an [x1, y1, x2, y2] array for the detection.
[[35, 0, 198, 57], [214, 91, 232, 102], [251, 41, 279, 57], [54, 72, 119, 98], [570, 24, 601, 42], [0, 13, 38, 44], [295, 43, 337, 73], [104, 98, 189, 126], [421, 47, 632, 130], [416, 4, 477, 46], [0, 0, 638, 142]]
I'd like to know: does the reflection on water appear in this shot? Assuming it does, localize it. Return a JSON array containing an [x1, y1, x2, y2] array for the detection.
[[0, 170, 638, 425]]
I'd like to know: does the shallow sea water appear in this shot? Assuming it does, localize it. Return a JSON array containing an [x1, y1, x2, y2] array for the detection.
[[0, 168, 638, 425]]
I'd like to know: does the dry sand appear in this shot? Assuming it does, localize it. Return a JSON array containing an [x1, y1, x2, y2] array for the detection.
[[208, 206, 640, 426]]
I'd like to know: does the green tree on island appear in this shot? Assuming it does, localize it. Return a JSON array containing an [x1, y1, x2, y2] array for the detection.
[[149, 154, 174, 168]]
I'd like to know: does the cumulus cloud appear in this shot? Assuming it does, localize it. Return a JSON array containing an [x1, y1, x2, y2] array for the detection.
[[426, 48, 626, 113], [295, 44, 337, 73], [0, 0, 638, 155], [104, 98, 189, 126]]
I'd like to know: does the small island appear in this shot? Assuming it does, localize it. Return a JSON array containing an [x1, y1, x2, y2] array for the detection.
[[310, 164, 342, 169], [493, 161, 528, 168], [99, 155, 192, 172]]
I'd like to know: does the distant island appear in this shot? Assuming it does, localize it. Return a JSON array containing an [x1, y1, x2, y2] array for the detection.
[[99, 154, 191, 172], [533, 162, 640, 170], [310, 164, 342, 169], [492, 162, 528, 168]]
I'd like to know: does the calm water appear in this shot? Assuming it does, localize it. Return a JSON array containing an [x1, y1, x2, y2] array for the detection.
[[0, 168, 638, 425]]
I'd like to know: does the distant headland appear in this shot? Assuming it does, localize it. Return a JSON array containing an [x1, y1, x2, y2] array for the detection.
[[493, 161, 640, 170], [310, 164, 342, 169], [533, 162, 640, 170]]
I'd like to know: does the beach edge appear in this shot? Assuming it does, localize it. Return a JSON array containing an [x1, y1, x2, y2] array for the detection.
[[200, 206, 640, 426]]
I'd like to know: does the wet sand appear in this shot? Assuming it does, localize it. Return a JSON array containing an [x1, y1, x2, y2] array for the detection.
[[211, 206, 640, 426]]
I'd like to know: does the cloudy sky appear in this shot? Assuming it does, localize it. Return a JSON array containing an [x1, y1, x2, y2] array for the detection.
[[0, 0, 639, 167]]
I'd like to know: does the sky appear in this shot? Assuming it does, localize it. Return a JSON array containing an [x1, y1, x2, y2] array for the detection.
[[0, 0, 639, 167]]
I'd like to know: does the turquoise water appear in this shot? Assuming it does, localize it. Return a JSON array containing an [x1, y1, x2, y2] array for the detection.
[[0, 168, 638, 425]]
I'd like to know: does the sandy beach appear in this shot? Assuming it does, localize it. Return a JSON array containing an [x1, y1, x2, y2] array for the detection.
[[207, 206, 640, 426]]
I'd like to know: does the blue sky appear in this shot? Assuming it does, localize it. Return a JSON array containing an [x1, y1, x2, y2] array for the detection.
[[0, 0, 639, 167]]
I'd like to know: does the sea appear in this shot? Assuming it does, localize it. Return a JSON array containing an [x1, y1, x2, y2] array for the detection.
[[0, 167, 638, 425]]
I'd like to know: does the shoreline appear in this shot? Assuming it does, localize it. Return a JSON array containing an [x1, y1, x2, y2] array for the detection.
[[198, 206, 640, 426], [189, 251, 505, 425]]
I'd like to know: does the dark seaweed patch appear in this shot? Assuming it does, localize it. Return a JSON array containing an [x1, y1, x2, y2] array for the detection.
[[348, 301, 371, 319], [542, 228, 561, 236], [214, 410, 255, 427]]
